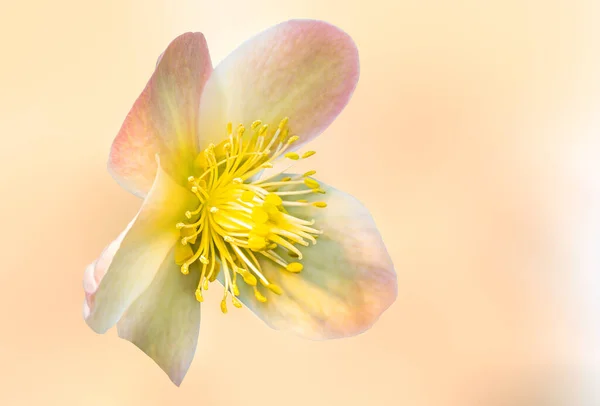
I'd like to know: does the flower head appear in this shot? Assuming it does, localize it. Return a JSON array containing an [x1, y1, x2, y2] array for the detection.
[[83, 20, 397, 386]]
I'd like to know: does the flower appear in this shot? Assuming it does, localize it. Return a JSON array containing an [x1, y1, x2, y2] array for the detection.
[[83, 19, 397, 386]]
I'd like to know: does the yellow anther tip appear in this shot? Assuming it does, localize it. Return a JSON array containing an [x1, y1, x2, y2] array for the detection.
[[284, 152, 300, 160], [267, 284, 283, 295], [303, 170, 317, 177], [232, 297, 243, 308], [176, 223, 185, 229], [279, 117, 289, 129], [264, 193, 283, 206], [304, 178, 320, 189], [313, 202, 327, 208], [242, 272, 258, 286], [220, 299, 228, 314], [226, 122, 233, 134], [251, 120, 262, 130], [288, 135, 299, 143], [286, 262, 304, 273], [254, 290, 267, 303], [195, 290, 204, 302], [184, 211, 192, 219], [302, 151, 316, 159], [181, 265, 190, 275], [241, 190, 255, 202], [187, 176, 195, 182], [251, 208, 269, 224]]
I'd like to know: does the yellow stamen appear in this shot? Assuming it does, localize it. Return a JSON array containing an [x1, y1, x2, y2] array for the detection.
[[267, 284, 283, 295], [175, 118, 323, 308], [304, 178, 320, 189], [286, 262, 304, 273]]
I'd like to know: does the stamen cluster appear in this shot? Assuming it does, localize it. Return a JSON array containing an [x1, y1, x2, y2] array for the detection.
[[175, 118, 326, 312]]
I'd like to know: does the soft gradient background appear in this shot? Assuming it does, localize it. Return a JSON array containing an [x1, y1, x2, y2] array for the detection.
[[1, 0, 599, 405]]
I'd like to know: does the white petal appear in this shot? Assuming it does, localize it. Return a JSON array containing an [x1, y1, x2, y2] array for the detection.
[[117, 248, 200, 386], [196, 20, 359, 152], [85, 162, 194, 333], [226, 175, 397, 339]]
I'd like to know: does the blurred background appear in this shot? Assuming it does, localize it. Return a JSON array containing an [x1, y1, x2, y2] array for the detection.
[[0, 0, 599, 405]]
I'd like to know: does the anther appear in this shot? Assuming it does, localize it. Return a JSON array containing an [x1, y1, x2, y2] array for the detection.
[[233, 177, 243, 184], [241, 190, 255, 202], [285, 152, 300, 160], [191, 186, 198, 193], [304, 178, 320, 189], [303, 170, 316, 177], [288, 136, 299, 143], [227, 122, 233, 134], [279, 117, 289, 130], [254, 288, 267, 303], [176, 223, 185, 229], [210, 207, 219, 213], [302, 151, 316, 158], [185, 211, 192, 219], [181, 264, 190, 275], [241, 271, 258, 286], [286, 262, 303, 273], [267, 284, 283, 295], [251, 208, 269, 224], [187, 176, 195, 182], [195, 289, 204, 302], [232, 296, 243, 308], [313, 202, 327, 208], [251, 120, 262, 130], [264, 193, 283, 206], [200, 255, 209, 265], [220, 298, 228, 314]]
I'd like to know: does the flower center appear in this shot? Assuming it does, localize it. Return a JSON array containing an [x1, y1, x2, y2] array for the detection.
[[175, 118, 327, 312]]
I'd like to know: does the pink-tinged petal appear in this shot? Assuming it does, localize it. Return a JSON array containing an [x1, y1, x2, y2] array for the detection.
[[226, 175, 396, 340], [117, 247, 200, 386], [83, 222, 133, 319], [197, 20, 359, 151], [109, 33, 213, 197], [85, 161, 195, 333]]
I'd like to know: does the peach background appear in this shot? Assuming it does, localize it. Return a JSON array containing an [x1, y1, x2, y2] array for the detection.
[[1, 0, 599, 405]]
